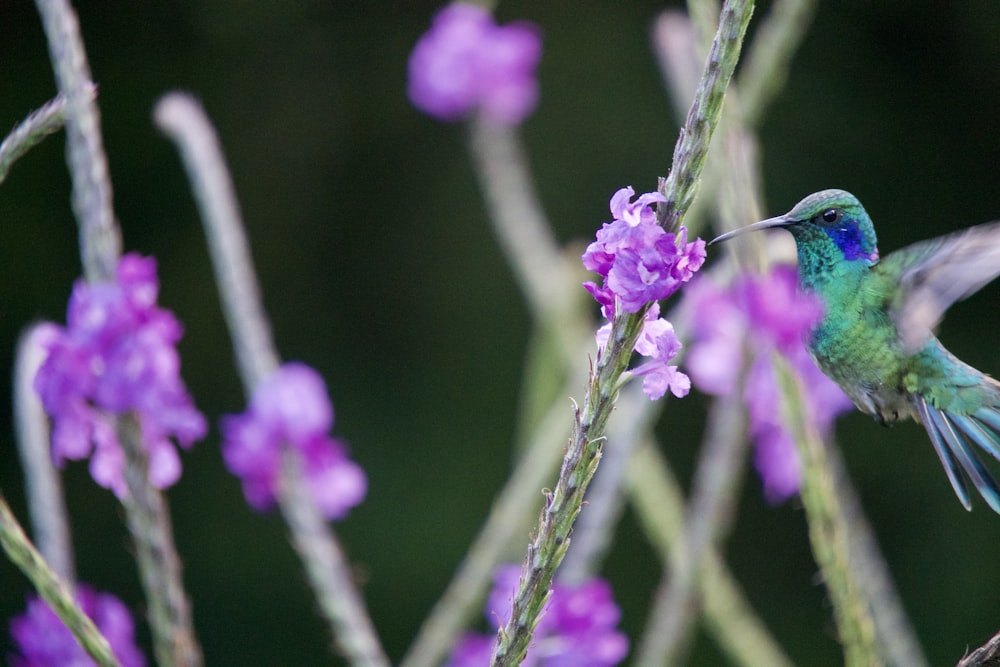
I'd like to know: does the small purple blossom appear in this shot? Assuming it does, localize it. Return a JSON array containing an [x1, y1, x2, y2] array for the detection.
[[221, 362, 366, 520], [408, 4, 542, 125], [448, 565, 629, 667], [9, 585, 146, 667], [684, 265, 854, 502], [583, 187, 706, 315], [598, 304, 691, 400], [33, 254, 206, 497]]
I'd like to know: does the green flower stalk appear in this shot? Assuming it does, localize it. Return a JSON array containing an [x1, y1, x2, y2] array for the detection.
[[774, 356, 881, 667], [0, 494, 121, 667], [490, 1, 754, 664]]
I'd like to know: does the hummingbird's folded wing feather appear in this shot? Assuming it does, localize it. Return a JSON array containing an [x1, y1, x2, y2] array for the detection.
[[882, 220, 1000, 351]]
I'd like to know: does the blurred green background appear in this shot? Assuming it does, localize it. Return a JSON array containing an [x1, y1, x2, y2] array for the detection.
[[2, 1, 1000, 665]]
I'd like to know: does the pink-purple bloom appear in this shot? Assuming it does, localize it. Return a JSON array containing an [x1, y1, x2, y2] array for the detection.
[[9, 585, 146, 667], [221, 362, 366, 520], [584, 187, 705, 400], [33, 254, 206, 497], [596, 304, 691, 400], [408, 3, 542, 125], [583, 187, 706, 315], [684, 265, 853, 501], [447, 565, 629, 667]]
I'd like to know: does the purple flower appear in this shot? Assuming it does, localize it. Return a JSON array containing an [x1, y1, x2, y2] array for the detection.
[[582, 187, 705, 401], [447, 565, 629, 667], [583, 187, 706, 315], [684, 266, 854, 502], [33, 254, 206, 497], [604, 304, 690, 400], [408, 4, 542, 125], [221, 362, 366, 520], [9, 585, 146, 667]]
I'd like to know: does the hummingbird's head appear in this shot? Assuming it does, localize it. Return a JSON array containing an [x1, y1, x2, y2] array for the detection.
[[710, 189, 880, 264]]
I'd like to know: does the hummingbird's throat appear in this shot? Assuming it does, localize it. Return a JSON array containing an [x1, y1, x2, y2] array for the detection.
[[824, 225, 878, 263]]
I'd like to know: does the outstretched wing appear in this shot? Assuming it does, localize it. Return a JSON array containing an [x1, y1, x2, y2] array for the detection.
[[881, 220, 1000, 351]]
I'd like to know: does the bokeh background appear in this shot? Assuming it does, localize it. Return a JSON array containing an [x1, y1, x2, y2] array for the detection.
[[2, 1, 1000, 665]]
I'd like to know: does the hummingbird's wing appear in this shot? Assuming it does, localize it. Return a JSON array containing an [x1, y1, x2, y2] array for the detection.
[[881, 220, 1000, 351]]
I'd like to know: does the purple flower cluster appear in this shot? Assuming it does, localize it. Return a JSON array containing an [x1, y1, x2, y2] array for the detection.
[[684, 265, 854, 501], [582, 187, 706, 315], [582, 187, 705, 400], [221, 362, 366, 520], [9, 586, 145, 667], [448, 565, 629, 667], [408, 3, 542, 125], [33, 254, 206, 497]]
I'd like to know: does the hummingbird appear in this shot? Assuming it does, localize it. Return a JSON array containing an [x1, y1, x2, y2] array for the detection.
[[710, 189, 1000, 513]]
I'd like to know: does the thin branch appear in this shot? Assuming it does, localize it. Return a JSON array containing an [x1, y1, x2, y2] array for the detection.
[[0, 493, 121, 667], [155, 92, 388, 667], [775, 357, 882, 667], [634, 390, 748, 666], [33, 0, 120, 282], [117, 415, 202, 667], [959, 628, 1000, 667], [13, 325, 75, 583], [0, 91, 85, 186]]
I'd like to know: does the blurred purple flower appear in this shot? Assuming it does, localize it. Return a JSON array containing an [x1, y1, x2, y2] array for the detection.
[[408, 3, 542, 125], [448, 565, 629, 667], [9, 585, 145, 667], [583, 187, 705, 315], [221, 362, 366, 520], [33, 254, 206, 497], [684, 265, 853, 502]]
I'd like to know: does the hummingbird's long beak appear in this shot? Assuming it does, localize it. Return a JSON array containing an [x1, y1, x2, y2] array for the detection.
[[708, 215, 797, 245]]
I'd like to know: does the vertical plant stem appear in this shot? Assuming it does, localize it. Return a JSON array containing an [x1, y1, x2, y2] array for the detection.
[[737, 0, 817, 128], [14, 326, 75, 583], [556, 383, 658, 585], [657, 0, 755, 233], [827, 437, 928, 667], [153, 94, 278, 387], [634, 390, 748, 666], [155, 92, 389, 667], [774, 356, 882, 667], [467, 117, 569, 318], [117, 415, 202, 667], [626, 441, 795, 667], [0, 494, 121, 667], [34, 3, 202, 664], [33, 0, 120, 282], [491, 2, 754, 664]]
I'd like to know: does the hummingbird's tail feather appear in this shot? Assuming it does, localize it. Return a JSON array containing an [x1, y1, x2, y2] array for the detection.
[[916, 398, 1000, 513]]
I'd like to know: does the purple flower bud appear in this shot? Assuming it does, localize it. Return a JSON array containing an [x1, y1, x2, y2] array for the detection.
[[408, 4, 542, 125], [33, 254, 206, 497], [9, 585, 146, 667], [221, 362, 366, 520]]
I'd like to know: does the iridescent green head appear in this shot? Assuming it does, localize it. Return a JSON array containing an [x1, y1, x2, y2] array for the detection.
[[711, 189, 880, 264]]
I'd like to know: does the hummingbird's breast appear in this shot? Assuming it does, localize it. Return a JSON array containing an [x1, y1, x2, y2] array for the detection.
[[806, 268, 916, 423]]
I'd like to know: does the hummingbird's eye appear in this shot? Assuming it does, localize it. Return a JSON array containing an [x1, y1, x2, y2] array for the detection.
[[821, 208, 841, 224]]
